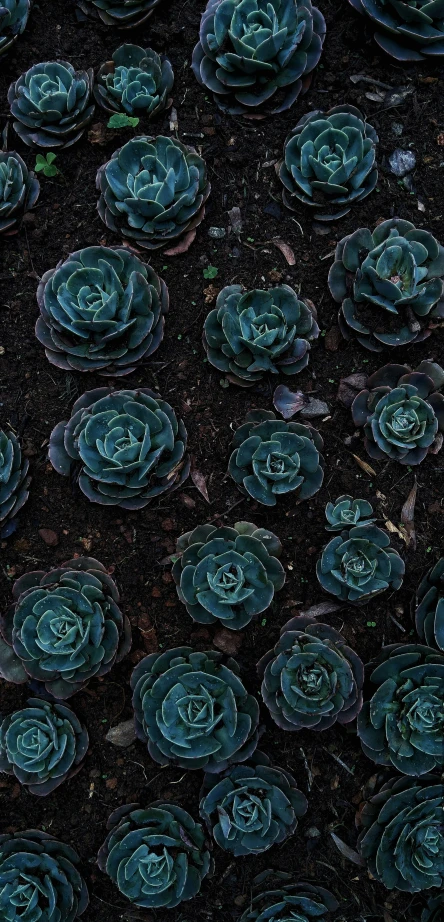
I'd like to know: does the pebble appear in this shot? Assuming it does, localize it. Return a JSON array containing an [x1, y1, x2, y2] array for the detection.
[[208, 226, 226, 238], [38, 528, 59, 546], [105, 719, 137, 748], [389, 149, 416, 177], [300, 398, 329, 418], [213, 628, 243, 655]]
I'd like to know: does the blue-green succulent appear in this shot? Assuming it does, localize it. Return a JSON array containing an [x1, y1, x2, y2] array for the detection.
[[416, 558, 444, 652], [95, 45, 174, 117], [172, 521, 285, 631], [325, 494, 375, 531], [0, 698, 89, 795], [199, 751, 307, 856], [98, 802, 213, 908], [8, 61, 95, 149], [0, 151, 39, 234], [77, 0, 162, 27], [347, 0, 444, 61], [317, 521, 404, 604], [0, 429, 31, 528], [131, 647, 260, 772], [0, 0, 30, 56], [239, 872, 338, 922]]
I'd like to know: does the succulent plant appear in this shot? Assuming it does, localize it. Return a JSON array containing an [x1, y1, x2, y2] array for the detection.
[[0, 0, 30, 56], [77, 0, 162, 27], [192, 0, 326, 117], [329, 219, 444, 352], [258, 615, 364, 731], [94, 45, 174, 117], [229, 409, 324, 506], [420, 895, 444, 922], [348, 0, 444, 61], [317, 522, 404, 604], [358, 643, 444, 776], [0, 697, 89, 795], [172, 521, 285, 631], [325, 494, 375, 531], [203, 285, 319, 385], [199, 750, 307, 856], [131, 647, 260, 772], [0, 151, 39, 234], [238, 872, 338, 922], [97, 135, 211, 251], [279, 105, 378, 222], [0, 556, 131, 698], [98, 802, 212, 908], [49, 387, 189, 507], [416, 559, 444, 652], [8, 61, 95, 149], [351, 361, 444, 465], [358, 774, 444, 892], [0, 829, 88, 922], [0, 429, 31, 527], [36, 246, 168, 376]]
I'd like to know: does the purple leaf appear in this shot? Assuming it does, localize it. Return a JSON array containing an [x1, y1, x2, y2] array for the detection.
[[273, 385, 308, 420]]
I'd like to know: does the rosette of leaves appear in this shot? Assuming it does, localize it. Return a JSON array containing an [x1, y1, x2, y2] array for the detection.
[[0, 556, 131, 698], [49, 387, 189, 507], [36, 246, 168, 376], [0, 151, 39, 234], [420, 895, 444, 922], [0, 429, 31, 528], [229, 409, 324, 506], [203, 285, 319, 386], [199, 751, 307, 856], [131, 647, 260, 772], [416, 559, 444, 652], [348, 0, 444, 61], [77, 0, 161, 27], [192, 0, 326, 118], [98, 802, 212, 908], [0, 0, 30, 56], [97, 135, 211, 251], [238, 872, 338, 922], [0, 829, 88, 922], [351, 361, 444, 465], [317, 522, 404, 604], [172, 521, 285, 631], [258, 614, 364, 731], [279, 104, 378, 222], [325, 494, 375, 531], [0, 697, 89, 795], [95, 45, 173, 118], [357, 774, 444, 891], [357, 643, 444, 776], [329, 219, 444, 352], [8, 61, 95, 149]]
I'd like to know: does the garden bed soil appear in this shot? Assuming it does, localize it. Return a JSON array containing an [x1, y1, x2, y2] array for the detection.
[[1, 1, 444, 920]]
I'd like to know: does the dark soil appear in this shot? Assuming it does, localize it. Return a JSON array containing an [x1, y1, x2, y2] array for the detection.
[[1, 1, 443, 921]]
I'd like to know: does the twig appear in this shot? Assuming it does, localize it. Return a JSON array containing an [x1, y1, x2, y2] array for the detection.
[[323, 748, 355, 776], [349, 74, 394, 90]]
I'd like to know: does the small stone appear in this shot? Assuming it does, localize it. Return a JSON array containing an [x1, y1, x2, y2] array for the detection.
[[324, 326, 341, 352], [208, 226, 226, 238], [305, 826, 321, 838], [213, 628, 243, 655], [105, 719, 136, 749], [38, 528, 59, 546], [300, 398, 329, 418], [391, 122, 403, 136], [389, 148, 416, 177]]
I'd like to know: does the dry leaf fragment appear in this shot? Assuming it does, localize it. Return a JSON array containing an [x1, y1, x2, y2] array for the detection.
[[272, 238, 295, 265], [330, 833, 365, 867], [164, 228, 197, 256], [191, 457, 210, 502], [352, 454, 376, 477], [401, 479, 417, 549]]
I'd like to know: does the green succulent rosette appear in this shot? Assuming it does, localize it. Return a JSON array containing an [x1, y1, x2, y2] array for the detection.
[[238, 872, 338, 922], [352, 361, 444, 465], [317, 522, 404, 604], [172, 521, 285, 631], [192, 0, 326, 117], [0, 0, 30, 56], [420, 895, 444, 922], [36, 246, 168, 376], [203, 285, 319, 385], [98, 802, 213, 908], [416, 558, 444, 652], [0, 429, 31, 528], [0, 829, 89, 922], [77, 0, 162, 28], [8, 61, 95, 149], [348, 0, 444, 61], [258, 614, 364, 731], [358, 774, 444, 892], [279, 104, 378, 222], [358, 643, 444, 776], [49, 387, 189, 508], [329, 219, 444, 352], [0, 556, 131, 698], [199, 751, 307, 856], [94, 44, 174, 117], [229, 409, 324, 506], [131, 647, 260, 772], [325, 494, 375, 531], [97, 135, 211, 251], [0, 697, 89, 795], [0, 151, 39, 235]]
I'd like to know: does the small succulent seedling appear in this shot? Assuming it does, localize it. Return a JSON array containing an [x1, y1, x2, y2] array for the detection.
[[107, 113, 139, 128]]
